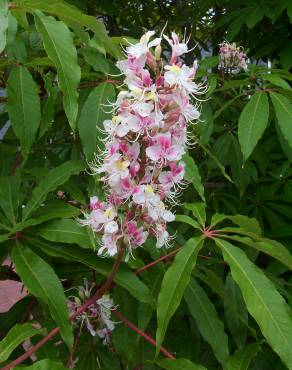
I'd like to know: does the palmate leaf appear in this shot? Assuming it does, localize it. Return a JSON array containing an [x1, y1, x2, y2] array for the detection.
[[7, 66, 41, 156], [29, 237, 154, 305], [0, 323, 45, 363], [157, 358, 207, 370], [184, 277, 229, 364], [22, 160, 84, 220], [12, 242, 73, 348], [238, 92, 269, 162], [34, 10, 81, 130], [215, 238, 292, 369], [78, 83, 116, 160], [156, 237, 204, 354], [270, 92, 292, 149]]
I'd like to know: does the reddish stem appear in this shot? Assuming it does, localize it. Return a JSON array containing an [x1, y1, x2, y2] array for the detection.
[[113, 310, 175, 360], [135, 248, 181, 274]]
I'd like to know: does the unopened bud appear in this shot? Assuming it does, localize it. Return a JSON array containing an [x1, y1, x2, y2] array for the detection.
[[155, 44, 162, 60]]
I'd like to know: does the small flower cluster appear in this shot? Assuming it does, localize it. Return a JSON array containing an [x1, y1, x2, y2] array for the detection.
[[68, 280, 115, 345], [80, 31, 204, 258], [219, 41, 247, 73]]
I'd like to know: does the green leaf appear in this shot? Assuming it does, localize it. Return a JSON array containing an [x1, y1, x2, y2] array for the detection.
[[0, 172, 21, 225], [215, 238, 292, 369], [183, 154, 205, 201], [0, 0, 8, 53], [223, 343, 260, 370], [183, 203, 206, 226], [157, 358, 207, 370], [246, 6, 264, 29], [270, 92, 292, 149], [78, 83, 115, 160], [80, 47, 109, 73], [36, 219, 94, 249], [7, 66, 41, 156], [34, 10, 81, 130], [16, 0, 121, 58], [23, 160, 84, 220], [224, 235, 292, 271], [15, 359, 67, 370], [175, 214, 201, 230], [185, 277, 229, 363], [0, 323, 45, 363], [226, 215, 261, 236], [11, 243, 73, 348], [156, 237, 204, 354], [29, 238, 154, 305], [238, 92, 269, 161], [224, 273, 248, 349], [261, 74, 291, 90], [38, 73, 58, 138]]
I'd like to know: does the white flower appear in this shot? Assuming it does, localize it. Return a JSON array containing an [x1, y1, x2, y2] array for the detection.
[[164, 64, 197, 93], [132, 185, 160, 207], [148, 201, 175, 222], [127, 31, 161, 58]]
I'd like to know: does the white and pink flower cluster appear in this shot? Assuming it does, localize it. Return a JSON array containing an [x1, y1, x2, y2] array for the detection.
[[68, 280, 115, 345], [81, 31, 204, 258], [219, 41, 247, 73]]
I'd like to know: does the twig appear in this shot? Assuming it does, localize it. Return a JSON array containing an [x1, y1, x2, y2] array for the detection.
[[135, 248, 181, 274], [113, 310, 175, 360], [1, 242, 127, 370]]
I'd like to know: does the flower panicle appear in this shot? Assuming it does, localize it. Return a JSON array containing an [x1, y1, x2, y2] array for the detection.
[[80, 30, 203, 258]]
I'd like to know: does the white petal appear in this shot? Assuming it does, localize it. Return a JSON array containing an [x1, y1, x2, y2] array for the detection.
[[105, 221, 119, 234]]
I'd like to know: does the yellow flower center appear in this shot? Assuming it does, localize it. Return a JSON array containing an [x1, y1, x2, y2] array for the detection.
[[114, 160, 128, 171], [145, 185, 154, 194]]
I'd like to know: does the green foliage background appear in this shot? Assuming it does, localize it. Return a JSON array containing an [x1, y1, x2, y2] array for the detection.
[[0, 0, 292, 369]]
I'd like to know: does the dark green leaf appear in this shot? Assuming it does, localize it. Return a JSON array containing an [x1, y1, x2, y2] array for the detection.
[[182, 154, 205, 201], [0, 172, 21, 225], [12, 242, 73, 348], [223, 343, 260, 370], [0, 0, 8, 53], [7, 66, 41, 156], [270, 93, 292, 149], [157, 358, 207, 370]]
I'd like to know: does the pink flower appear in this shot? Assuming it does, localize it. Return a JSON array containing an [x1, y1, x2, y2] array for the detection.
[[146, 133, 184, 162], [126, 221, 148, 247]]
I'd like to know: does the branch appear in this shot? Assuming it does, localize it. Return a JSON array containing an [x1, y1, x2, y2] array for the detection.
[[113, 310, 175, 359]]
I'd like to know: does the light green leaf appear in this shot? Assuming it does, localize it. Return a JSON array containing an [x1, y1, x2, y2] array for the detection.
[[183, 203, 206, 226], [224, 235, 292, 270], [36, 219, 94, 249], [78, 83, 115, 160], [11, 243, 73, 348], [29, 238, 154, 305], [238, 92, 269, 161], [270, 92, 292, 149], [156, 237, 204, 354], [224, 273, 248, 349], [34, 10, 81, 130], [157, 358, 207, 370], [226, 215, 261, 236], [23, 160, 84, 220], [215, 238, 292, 369], [0, 0, 8, 53], [182, 154, 205, 201], [223, 343, 260, 370], [175, 214, 201, 230], [0, 323, 45, 363], [16, 0, 121, 58], [185, 277, 229, 363], [0, 172, 21, 225], [7, 66, 41, 156], [15, 359, 67, 370]]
